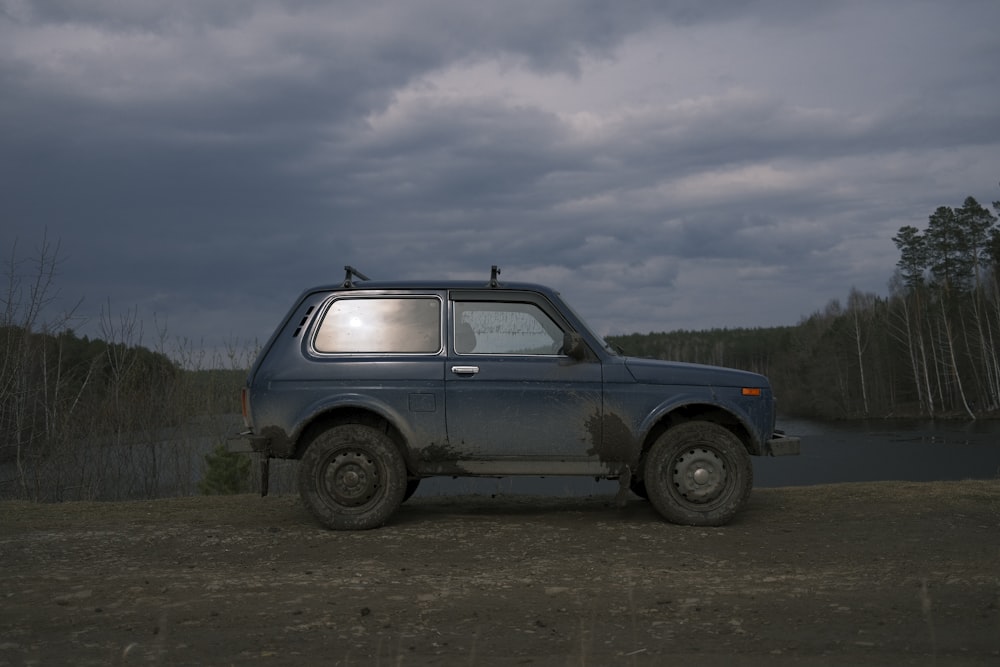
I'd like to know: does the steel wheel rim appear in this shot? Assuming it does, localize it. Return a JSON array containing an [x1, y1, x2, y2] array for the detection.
[[322, 449, 382, 507], [671, 447, 727, 504]]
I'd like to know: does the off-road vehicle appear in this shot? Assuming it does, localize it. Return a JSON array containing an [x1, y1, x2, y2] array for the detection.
[[235, 266, 799, 529]]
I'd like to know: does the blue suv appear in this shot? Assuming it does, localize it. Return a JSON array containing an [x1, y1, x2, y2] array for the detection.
[[236, 267, 799, 529]]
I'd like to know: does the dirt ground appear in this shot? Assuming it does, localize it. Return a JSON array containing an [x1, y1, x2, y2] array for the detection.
[[1, 480, 999, 666]]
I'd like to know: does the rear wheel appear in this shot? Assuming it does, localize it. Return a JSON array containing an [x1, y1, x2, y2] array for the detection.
[[298, 424, 407, 530], [643, 421, 752, 526]]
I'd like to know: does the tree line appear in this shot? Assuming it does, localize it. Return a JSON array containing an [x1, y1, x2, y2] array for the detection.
[[1, 234, 255, 500], [0, 319, 252, 501], [609, 194, 1000, 420]]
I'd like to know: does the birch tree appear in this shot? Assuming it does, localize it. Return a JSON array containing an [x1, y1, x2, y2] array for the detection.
[[892, 226, 935, 415]]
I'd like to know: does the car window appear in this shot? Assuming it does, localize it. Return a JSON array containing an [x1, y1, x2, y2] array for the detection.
[[314, 296, 441, 353], [455, 301, 563, 355]]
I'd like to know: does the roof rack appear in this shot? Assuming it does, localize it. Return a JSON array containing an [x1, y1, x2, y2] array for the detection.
[[488, 265, 501, 288], [342, 265, 371, 288]]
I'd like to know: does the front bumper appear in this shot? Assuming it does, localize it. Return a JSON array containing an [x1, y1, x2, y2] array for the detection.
[[765, 431, 800, 456]]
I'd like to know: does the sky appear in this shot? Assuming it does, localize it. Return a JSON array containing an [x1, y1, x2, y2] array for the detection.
[[3, 0, 1000, 360]]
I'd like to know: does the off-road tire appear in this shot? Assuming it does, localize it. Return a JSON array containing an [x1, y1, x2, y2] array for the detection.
[[644, 421, 752, 526], [298, 423, 407, 530]]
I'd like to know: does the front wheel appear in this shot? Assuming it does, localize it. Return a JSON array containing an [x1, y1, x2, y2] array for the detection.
[[298, 423, 407, 530], [643, 421, 752, 526]]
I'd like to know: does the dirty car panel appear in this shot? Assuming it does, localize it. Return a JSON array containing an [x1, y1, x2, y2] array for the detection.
[[234, 266, 800, 529]]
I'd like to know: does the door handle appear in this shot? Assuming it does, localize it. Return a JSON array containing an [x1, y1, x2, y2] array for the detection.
[[451, 365, 480, 375]]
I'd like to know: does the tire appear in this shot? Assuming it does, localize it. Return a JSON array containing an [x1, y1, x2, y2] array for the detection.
[[298, 423, 407, 530], [643, 421, 752, 527]]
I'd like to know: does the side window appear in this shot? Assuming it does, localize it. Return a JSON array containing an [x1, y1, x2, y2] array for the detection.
[[455, 302, 564, 355], [314, 297, 441, 354]]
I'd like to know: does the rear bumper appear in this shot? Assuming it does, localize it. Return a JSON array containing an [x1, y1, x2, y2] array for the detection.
[[765, 431, 800, 456], [226, 428, 269, 455], [226, 428, 274, 497]]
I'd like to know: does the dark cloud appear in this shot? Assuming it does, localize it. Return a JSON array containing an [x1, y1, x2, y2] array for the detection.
[[2, 0, 999, 354]]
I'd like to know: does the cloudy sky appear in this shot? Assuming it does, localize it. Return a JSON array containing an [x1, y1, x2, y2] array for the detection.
[[3, 0, 999, 358]]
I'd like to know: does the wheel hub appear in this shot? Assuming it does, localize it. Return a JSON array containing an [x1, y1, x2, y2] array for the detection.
[[324, 450, 380, 507], [672, 447, 726, 503]]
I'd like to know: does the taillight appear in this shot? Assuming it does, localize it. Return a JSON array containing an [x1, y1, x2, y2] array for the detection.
[[240, 387, 251, 428]]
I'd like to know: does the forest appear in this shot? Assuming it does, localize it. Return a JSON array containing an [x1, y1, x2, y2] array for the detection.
[[0, 234, 252, 500], [2, 194, 998, 500], [608, 194, 1000, 421]]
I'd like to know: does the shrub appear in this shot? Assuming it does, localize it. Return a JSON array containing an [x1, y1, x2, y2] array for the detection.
[[199, 444, 252, 495]]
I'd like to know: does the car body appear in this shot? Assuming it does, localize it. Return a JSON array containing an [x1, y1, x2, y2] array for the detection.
[[235, 267, 799, 529]]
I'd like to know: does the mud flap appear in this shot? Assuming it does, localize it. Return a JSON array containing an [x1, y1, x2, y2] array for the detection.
[[260, 456, 270, 497], [614, 465, 632, 507]]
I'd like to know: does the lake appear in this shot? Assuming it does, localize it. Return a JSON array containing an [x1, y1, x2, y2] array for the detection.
[[756, 417, 1000, 486], [4, 417, 997, 501], [413, 417, 1000, 498]]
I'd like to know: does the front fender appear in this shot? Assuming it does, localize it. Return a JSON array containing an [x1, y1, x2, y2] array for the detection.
[[635, 392, 768, 456]]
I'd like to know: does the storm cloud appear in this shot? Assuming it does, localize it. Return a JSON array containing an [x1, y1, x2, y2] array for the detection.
[[2, 0, 999, 353]]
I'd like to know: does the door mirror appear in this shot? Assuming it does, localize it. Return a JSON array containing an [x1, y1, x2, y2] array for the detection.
[[562, 332, 588, 361]]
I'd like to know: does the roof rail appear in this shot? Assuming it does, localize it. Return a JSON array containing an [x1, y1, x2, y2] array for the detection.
[[342, 265, 371, 288]]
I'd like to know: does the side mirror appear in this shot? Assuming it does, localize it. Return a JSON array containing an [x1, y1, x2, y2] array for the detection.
[[562, 332, 588, 361]]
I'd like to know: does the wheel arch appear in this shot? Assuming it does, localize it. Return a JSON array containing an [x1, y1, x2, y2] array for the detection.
[[293, 405, 416, 475], [636, 403, 758, 475]]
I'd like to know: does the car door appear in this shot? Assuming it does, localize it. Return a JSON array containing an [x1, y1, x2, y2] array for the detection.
[[444, 290, 604, 471]]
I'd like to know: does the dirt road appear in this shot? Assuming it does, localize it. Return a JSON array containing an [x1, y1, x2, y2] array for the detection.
[[2, 480, 999, 666]]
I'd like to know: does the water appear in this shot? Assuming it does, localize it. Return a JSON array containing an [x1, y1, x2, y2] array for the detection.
[[413, 418, 1000, 498], [0, 417, 239, 502], [755, 418, 1000, 487], [5, 417, 998, 500]]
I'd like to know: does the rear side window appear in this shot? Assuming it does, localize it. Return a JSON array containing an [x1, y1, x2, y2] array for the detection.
[[313, 297, 442, 354]]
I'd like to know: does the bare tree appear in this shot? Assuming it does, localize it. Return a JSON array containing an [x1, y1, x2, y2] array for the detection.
[[0, 232, 81, 498], [846, 288, 876, 417]]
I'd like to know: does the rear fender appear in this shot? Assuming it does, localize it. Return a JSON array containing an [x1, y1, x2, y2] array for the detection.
[[288, 394, 419, 470]]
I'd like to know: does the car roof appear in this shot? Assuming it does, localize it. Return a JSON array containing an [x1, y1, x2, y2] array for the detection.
[[301, 280, 561, 295]]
